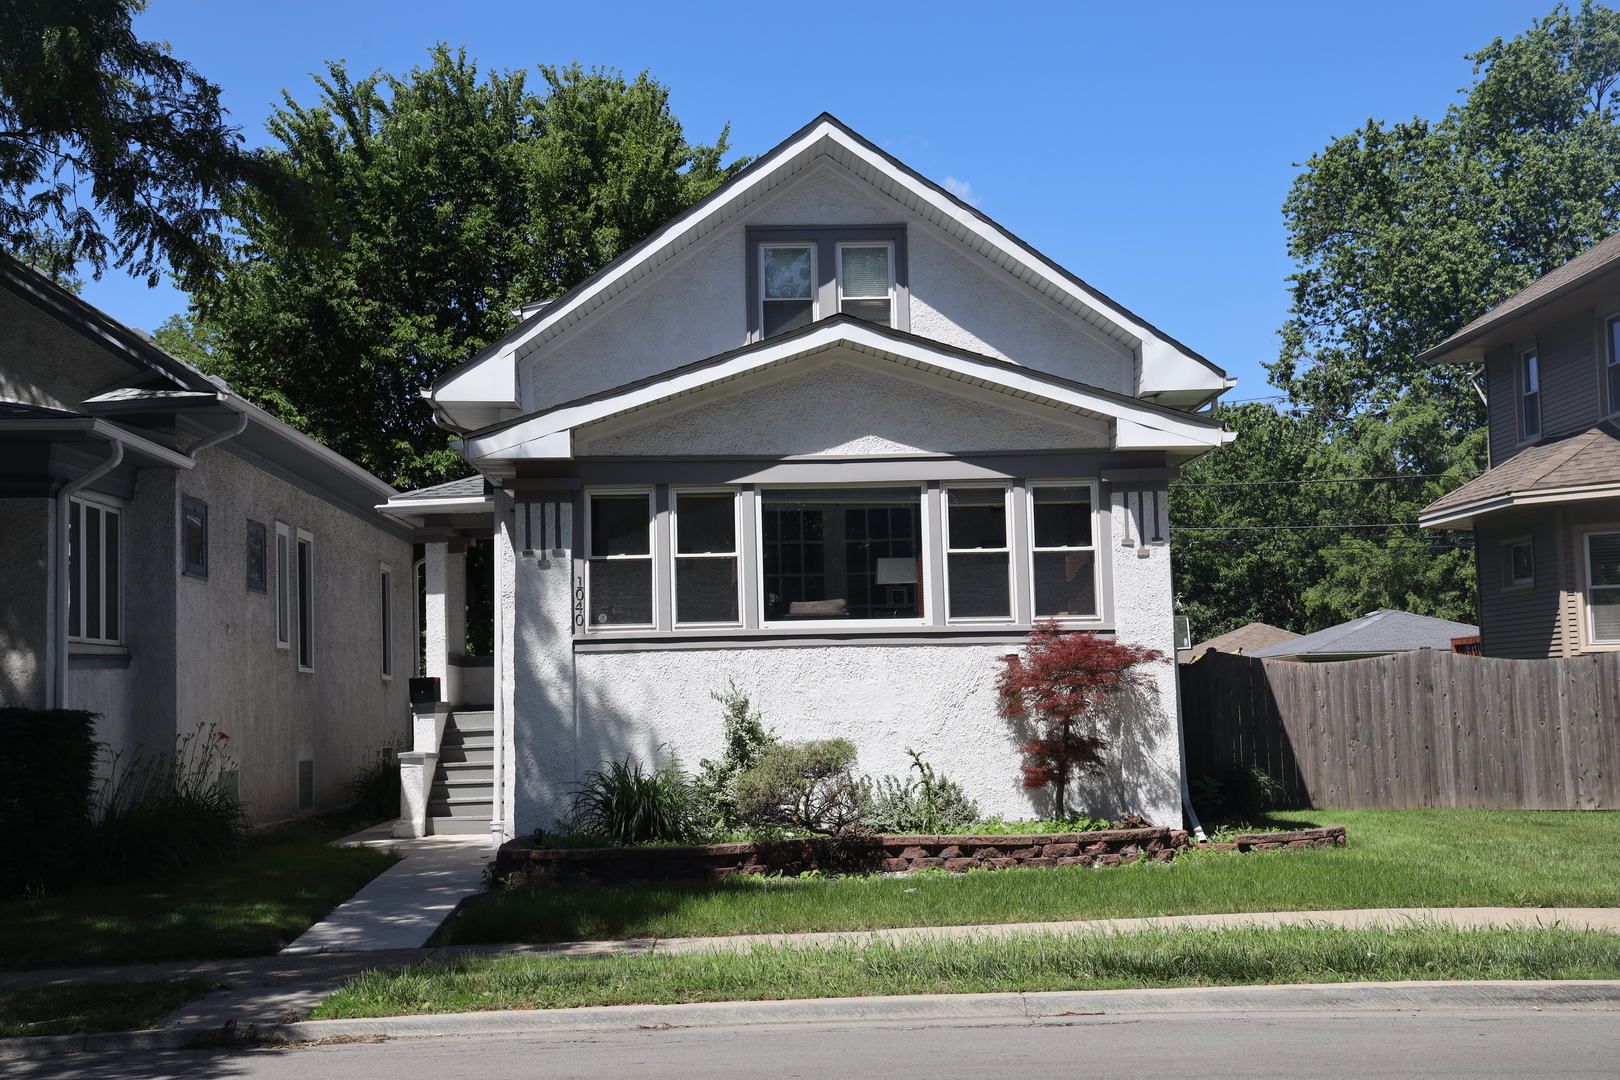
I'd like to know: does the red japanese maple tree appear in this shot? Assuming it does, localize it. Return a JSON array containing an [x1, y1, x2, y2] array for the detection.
[[996, 621, 1165, 818]]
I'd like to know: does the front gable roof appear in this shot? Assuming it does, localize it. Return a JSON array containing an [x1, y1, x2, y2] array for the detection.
[[457, 315, 1232, 467], [430, 114, 1232, 428]]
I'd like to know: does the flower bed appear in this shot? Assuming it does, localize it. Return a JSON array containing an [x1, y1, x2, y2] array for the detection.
[[493, 826, 1345, 885]]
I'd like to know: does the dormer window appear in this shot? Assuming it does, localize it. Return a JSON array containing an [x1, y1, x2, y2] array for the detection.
[[748, 227, 909, 341], [761, 245, 814, 337], [837, 243, 893, 325]]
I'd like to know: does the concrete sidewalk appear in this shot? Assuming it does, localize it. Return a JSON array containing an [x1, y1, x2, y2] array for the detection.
[[278, 824, 492, 955]]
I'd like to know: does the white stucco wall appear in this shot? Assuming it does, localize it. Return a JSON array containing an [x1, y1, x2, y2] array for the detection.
[[520, 160, 1135, 415], [575, 358, 1108, 457]]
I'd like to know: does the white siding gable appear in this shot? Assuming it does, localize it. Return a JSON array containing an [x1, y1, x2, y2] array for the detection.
[[574, 357, 1109, 457]]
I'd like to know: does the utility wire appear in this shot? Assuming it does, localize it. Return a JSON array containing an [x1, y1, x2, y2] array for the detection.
[[1171, 473, 1473, 488]]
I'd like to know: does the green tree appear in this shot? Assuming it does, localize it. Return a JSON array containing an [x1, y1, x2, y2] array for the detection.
[[0, 0, 257, 286], [187, 49, 744, 488]]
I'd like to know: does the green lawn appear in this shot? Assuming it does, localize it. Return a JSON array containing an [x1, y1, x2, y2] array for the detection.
[[441, 809, 1620, 945], [312, 923, 1620, 1017], [0, 819, 399, 970], [0, 979, 214, 1037]]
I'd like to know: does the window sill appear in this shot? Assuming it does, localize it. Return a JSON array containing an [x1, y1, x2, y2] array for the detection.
[[69, 649, 130, 669], [573, 625, 1114, 652]]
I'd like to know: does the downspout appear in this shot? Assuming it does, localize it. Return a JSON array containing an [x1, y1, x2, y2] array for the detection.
[[53, 440, 124, 709], [187, 408, 247, 460]]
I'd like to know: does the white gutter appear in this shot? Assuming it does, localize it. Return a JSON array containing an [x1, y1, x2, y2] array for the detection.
[[52, 440, 123, 710]]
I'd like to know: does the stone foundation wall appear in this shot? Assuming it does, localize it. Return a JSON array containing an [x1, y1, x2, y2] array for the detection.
[[495, 825, 1347, 886]]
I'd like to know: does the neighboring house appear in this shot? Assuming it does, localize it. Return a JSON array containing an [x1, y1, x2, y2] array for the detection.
[[1177, 621, 1299, 664], [1245, 610, 1479, 663], [1419, 232, 1620, 659], [0, 255, 413, 823], [386, 115, 1237, 839]]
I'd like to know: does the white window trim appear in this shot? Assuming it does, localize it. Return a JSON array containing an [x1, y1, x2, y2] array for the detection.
[[1578, 526, 1620, 649], [584, 488, 656, 631], [942, 481, 1016, 625], [1026, 479, 1103, 623], [670, 487, 743, 628], [67, 493, 123, 645], [379, 561, 394, 680], [834, 240, 896, 328], [1518, 347, 1542, 444], [759, 242, 817, 337], [1501, 534, 1534, 590], [756, 482, 930, 630], [274, 521, 291, 649], [295, 528, 314, 671]]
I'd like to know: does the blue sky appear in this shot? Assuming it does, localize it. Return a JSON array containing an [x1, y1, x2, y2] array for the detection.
[[82, 0, 1556, 398]]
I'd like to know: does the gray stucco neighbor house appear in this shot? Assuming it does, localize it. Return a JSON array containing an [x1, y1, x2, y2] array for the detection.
[[1420, 231, 1620, 658], [385, 115, 1237, 841], [0, 255, 414, 824]]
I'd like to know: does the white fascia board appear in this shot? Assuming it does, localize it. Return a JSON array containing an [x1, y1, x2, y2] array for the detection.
[[378, 495, 493, 515], [1418, 482, 1620, 530], [462, 322, 1228, 462], [432, 117, 1227, 421]]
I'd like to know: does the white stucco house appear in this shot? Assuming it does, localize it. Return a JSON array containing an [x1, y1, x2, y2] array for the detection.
[[385, 115, 1235, 840]]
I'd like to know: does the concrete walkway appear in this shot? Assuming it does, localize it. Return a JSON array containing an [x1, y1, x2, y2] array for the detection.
[[278, 824, 492, 955]]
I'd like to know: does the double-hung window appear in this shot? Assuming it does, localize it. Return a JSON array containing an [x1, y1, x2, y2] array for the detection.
[[1608, 317, 1620, 417], [296, 531, 314, 670], [274, 522, 290, 648], [761, 487, 921, 622], [1503, 536, 1534, 588], [945, 486, 1012, 621], [836, 243, 893, 325], [761, 245, 815, 338], [674, 491, 740, 625], [1520, 350, 1541, 441], [587, 491, 654, 626], [1586, 532, 1620, 643], [1030, 484, 1098, 618], [67, 497, 120, 644], [379, 564, 393, 677]]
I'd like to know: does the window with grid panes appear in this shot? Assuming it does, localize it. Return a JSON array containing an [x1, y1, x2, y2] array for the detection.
[[761, 488, 921, 621]]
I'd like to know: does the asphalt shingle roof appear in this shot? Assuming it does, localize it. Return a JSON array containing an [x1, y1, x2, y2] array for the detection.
[[1179, 621, 1300, 663], [392, 475, 488, 501], [1248, 609, 1478, 659], [1422, 422, 1620, 519]]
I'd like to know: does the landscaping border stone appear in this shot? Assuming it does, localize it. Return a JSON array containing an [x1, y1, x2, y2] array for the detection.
[[493, 826, 1346, 885]]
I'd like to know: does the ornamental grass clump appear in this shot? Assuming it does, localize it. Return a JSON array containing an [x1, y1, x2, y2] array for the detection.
[[735, 739, 864, 836], [566, 751, 701, 846], [997, 621, 1165, 819]]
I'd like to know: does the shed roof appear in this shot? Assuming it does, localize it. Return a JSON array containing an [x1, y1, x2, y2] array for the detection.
[[1248, 610, 1478, 659]]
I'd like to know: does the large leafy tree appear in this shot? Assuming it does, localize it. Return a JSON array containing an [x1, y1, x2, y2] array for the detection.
[[1175, 3, 1620, 640], [0, 0, 257, 286], [181, 49, 743, 488]]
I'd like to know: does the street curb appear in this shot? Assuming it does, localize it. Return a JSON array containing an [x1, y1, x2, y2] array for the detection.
[[7, 979, 1620, 1056]]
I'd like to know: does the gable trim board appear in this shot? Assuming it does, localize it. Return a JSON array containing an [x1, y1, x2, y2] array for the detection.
[[430, 114, 1232, 426], [457, 316, 1231, 471]]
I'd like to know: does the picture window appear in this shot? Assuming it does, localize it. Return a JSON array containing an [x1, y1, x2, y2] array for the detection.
[[762, 487, 921, 622]]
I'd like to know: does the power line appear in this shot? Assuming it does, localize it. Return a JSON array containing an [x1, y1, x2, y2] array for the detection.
[[1171, 473, 1473, 488]]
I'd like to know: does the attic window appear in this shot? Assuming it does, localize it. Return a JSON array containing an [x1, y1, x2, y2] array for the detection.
[[762, 245, 814, 338], [837, 243, 893, 325]]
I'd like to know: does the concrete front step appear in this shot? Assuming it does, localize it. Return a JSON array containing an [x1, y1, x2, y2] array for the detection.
[[431, 782, 494, 801], [430, 817, 493, 835], [430, 796, 495, 818]]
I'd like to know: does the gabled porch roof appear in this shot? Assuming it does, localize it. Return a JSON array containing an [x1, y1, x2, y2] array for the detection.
[[456, 315, 1232, 471]]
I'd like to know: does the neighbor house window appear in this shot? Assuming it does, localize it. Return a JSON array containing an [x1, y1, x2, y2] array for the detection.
[[297, 760, 314, 810], [837, 243, 893, 326], [761, 487, 921, 622], [296, 531, 313, 669], [1030, 484, 1098, 618], [67, 497, 121, 644], [1586, 532, 1620, 643], [379, 565, 393, 677], [673, 490, 739, 625], [275, 522, 290, 648], [761, 245, 814, 338], [1503, 536, 1534, 587], [246, 520, 267, 593], [587, 491, 654, 627], [182, 496, 208, 578], [1609, 317, 1620, 416], [1521, 350, 1541, 440], [945, 485, 1012, 621]]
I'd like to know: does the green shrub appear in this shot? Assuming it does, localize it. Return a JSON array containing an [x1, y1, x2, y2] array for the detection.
[[735, 739, 864, 836], [861, 749, 980, 834], [1191, 761, 1287, 821], [567, 751, 701, 845], [84, 724, 249, 881], [1, 708, 98, 898], [691, 682, 776, 832], [341, 740, 403, 822]]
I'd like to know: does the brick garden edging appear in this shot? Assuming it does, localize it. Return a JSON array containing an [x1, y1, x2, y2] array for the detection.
[[494, 826, 1344, 886]]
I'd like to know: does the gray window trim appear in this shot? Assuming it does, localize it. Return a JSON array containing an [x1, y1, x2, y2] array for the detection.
[[1518, 347, 1541, 444], [1026, 478, 1104, 623], [583, 487, 655, 631], [572, 627, 1115, 653], [669, 485, 744, 629], [274, 521, 291, 648], [746, 225, 910, 341], [246, 519, 268, 593], [1501, 534, 1534, 589], [182, 495, 208, 579]]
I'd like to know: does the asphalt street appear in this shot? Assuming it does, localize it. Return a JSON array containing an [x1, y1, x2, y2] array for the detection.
[[9, 1010, 1619, 1080]]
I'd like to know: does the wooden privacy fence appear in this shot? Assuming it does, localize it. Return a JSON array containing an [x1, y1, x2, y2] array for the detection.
[[1179, 648, 1620, 810]]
